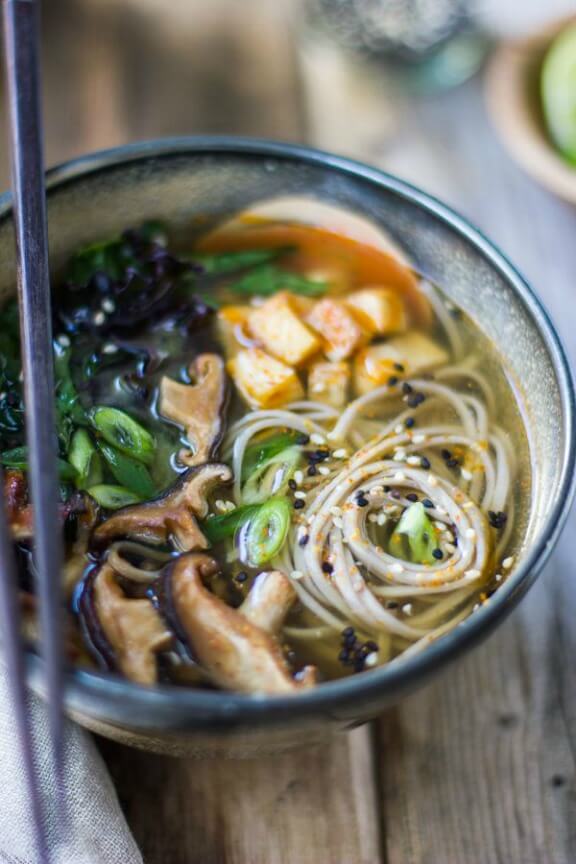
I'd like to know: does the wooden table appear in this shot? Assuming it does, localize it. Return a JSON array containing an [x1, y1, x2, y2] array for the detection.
[[2, 1, 574, 861]]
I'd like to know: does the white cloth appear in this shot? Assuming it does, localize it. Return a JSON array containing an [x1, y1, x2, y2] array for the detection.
[[0, 665, 142, 864]]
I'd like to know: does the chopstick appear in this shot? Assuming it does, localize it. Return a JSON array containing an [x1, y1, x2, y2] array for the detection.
[[2, 0, 65, 856]]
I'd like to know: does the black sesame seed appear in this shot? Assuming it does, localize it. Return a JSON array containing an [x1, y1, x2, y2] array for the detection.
[[386, 600, 399, 609], [236, 571, 248, 583], [356, 496, 369, 507], [446, 457, 460, 469], [402, 382, 413, 395], [339, 649, 351, 663], [405, 417, 415, 428], [365, 640, 379, 652], [293, 499, 305, 510], [322, 561, 334, 574], [307, 465, 318, 477], [394, 363, 405, 372], [308, 449, 330, 463], [420, 456, 431, 470], [441, 449, 452, 460], [406, 492, 419, 502], [383, 485, 391, 493], [298, 534, 310, 547], [488, 510, 508, 529], [390, 489, 401, 500], [432, 548, 444, 560], [422, 498, 434, 509], [342, 626, 355, 638], [296, 433, 310, 445], [288, 479, 297, 491], [407, 393, 426, 408], [387, 376, 399, 387]]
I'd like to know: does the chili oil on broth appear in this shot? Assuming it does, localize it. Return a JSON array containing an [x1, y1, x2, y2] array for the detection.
[[0, 207, 532, 691]]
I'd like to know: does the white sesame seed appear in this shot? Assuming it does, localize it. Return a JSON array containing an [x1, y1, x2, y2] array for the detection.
[[294, 490, 307, 500], [463, 501, 474, 510], [102, 343, 119, 355], [406, 456, 421, 466], [293, 470, 304, 486], [412, 433, 426, 444], [393, 449, 406, 462], [502, 556, 514, 570], [461, 468, 473, 481], [473, 603, 480, 612], [333, 517, 344, 530], [394, 471, 406, 482], [310, 433, 326, 445], [56, 334, 70, 348], [394, 424, 404, 435], [290, 570, 304, 580], [368, 514, 378, 523], [333, 448, 348, 459], [370, 485, 384, 497], [495, 573, 503, 582], [101, 298, 116, 313], [92, 311, 106, 326], [214, 499, 227, 512], [318, 466, 331, 476], [427, 474, 438, 487], [376, 513, 387, 526], [364, 652, 379, 667], [390, 563, 404, 575], [402, 602, 413, 614], [444, 543, 456, 554], [464, 569, 480, 580], [465, 528, 476, 540], [330, 506, 342, 517]]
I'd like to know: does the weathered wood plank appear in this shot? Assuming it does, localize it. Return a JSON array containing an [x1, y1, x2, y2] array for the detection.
[[103, 726, 382, 864]]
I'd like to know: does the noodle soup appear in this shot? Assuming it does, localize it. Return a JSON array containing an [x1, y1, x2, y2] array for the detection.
[[0, 201, 530, 693]]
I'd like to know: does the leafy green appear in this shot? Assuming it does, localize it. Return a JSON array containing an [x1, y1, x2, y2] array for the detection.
[[1, 446, 78, 481], [229, 265, 327, 297], [53, 344, 88, 448], [242, 446, 302, 504], [68, 428, 102, 488], [202, 503, 260, 545], [241, 431, 302, 482], [389, 502, 438, 565], [190, 248, 287, 275]]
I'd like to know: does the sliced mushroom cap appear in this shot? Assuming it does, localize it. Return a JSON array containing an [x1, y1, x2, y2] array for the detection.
[[157, 554, 317, 694], [79, 562, 172, 685], [62, 495, 100, 598], [239, 569, 297, 634], [93, 462, 232, 551], [159, 353, 228, 468]]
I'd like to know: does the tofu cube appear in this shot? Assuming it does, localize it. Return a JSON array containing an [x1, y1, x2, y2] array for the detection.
[[307, 361, 350, 409], [217, 305, 252, 358], [345, 287, 407, 335], [306, 298, 369, 361], [354, 332, 449, 395], [228, 348, 304, 408], [248, 292, 320, 367]]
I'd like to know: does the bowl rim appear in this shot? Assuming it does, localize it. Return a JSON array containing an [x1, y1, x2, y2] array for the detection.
[[9, 135, 575, 728]]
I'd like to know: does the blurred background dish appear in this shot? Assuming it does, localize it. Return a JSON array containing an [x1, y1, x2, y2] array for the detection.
[[486, 15, 576, 204]]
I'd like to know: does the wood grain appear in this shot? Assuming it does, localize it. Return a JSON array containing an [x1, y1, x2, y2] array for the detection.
[[2, 1, 575, 861]]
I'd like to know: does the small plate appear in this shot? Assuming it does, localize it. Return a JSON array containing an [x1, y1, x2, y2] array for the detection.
[[486, 16, 576, 204]]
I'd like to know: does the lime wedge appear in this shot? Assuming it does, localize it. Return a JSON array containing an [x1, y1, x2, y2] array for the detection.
[[541, 21, 576, 165]]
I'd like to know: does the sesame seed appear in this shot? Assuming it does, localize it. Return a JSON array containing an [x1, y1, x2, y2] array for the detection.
[[92, 311, 106, 326], [294, 490, 307, 500], [368, 514, 378, 523], [444, 543, 456, 554], [407, 393, 426, 408], [293, 499, 305, 510], [290, 570, 304, 580], [56, 334, 70, 348], [333, 448, 348, 459], [376, 513, 387, 526], [102, 343, 119, 355], [465, 528, 476, 540], [406, 456, 421, 466], [322, 561, 334, 574], [412, 433, 426, 444], [461, 468, 473, 481], [355, 495, 369, 507], [420, 456, 431, 470], [101, 298, 116, 313], [310, 432, 326, 445], [402, 602, 413, 614], [394, 471, 406, 482], [464, 569, 480, 580], [318, 466, 331, 476], [364, 652, 379, 667], [298, 534, 309, 547], [502, 556, 514, 569], [294, 470, 304, 485], [406, 492, 419, 502], [422, 498, 434, 509], [394, 424, 404, 435], [405, 417, 415, 429], [333, 517, 344, 529], [432, 548, 443, 560], [394, 449, 406, 462], [463, 501, 474, 510], [390, 563, 404, 575], [495, 573, 503, 582], [236, 571, 248, 583], [402, 382, 413, 395], [307, 465, 318, 477], [387, 376, 399, 387], [427, 474, 438, 487], [288, 479, 297, 491], [394, 363, 405, 372]]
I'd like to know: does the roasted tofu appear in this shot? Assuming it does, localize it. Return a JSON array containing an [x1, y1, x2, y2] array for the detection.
[[248, 292, 321, 367], [345, 287, 407, 335], [306, 298, 369, 361], [307, 361, 350, 409], [216, 305, 252, 358], [228, 348, 304, 408], [354, 332, 449, 395]]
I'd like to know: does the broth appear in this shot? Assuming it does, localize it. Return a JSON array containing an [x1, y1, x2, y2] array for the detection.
[[0, 203, 531, 693]]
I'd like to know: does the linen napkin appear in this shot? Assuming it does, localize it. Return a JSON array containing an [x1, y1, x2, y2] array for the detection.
[[0, 664, 142, 864]]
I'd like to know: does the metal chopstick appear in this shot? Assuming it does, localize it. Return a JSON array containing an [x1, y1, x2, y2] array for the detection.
[[2, 0, 65, 852]]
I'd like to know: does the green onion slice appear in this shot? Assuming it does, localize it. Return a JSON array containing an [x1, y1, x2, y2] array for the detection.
[[90, 406, 155, 465], [389, 501, 438, 565], [87, 484, 141, 510], [236, 497, 291, 567], [97, 441, 156, 498]]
